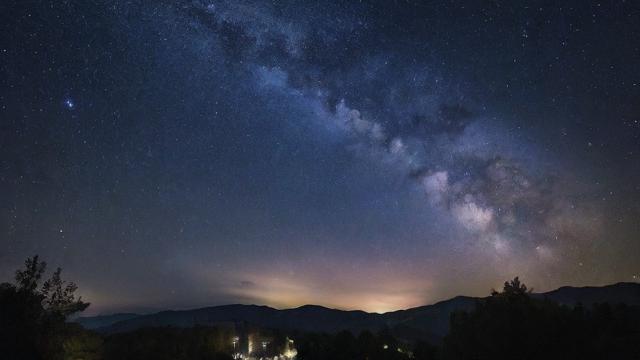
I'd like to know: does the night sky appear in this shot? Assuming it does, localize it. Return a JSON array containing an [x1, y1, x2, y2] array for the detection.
[[1, 1, 639, 315]]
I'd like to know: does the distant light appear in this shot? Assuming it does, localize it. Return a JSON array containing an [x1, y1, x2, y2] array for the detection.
[[64, 98, 75, 110], [383, 344, 388, 350]]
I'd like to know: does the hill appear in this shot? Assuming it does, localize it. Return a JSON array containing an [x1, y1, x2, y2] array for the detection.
[[76, 282, 640, 340]]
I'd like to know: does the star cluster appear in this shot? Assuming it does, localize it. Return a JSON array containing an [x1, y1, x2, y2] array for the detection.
[[1, 1, 639, 314]]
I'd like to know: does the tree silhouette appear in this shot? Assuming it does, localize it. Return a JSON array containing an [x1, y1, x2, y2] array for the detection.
[[491, 276, 530, 297], [443, 277, 640, 360], [15, 255, 47, 293], [42, 267, 89, 318], [0, 255, 89, 359]]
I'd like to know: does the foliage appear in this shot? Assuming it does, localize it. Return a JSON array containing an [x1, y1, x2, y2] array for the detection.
[[42, 267, 90, 319], [102, 326, 233, 360], [443, 277, 640, 360], [0, 256, 89, 359], [62, 323, 104, 360], [294, 329, 417, 360]]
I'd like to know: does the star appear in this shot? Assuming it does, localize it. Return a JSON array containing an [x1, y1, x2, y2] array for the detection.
[[64, 98, 75, 110]]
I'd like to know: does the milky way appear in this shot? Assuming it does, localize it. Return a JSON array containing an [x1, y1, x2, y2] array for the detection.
[[1, 1, 639, 314]]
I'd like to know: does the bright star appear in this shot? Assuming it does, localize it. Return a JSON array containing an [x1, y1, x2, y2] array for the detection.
[[64, 98, 75, 109]]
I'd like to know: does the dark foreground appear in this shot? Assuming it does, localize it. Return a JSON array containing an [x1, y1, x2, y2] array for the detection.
[[1, 257, 639, 359]]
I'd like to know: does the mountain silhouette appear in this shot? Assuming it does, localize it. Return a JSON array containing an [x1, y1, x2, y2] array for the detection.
[[77, 282, 640, 340]]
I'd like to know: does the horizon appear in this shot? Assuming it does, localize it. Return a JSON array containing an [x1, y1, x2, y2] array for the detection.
[[80, 279, 640, 317], [2, 0, 639, 318]]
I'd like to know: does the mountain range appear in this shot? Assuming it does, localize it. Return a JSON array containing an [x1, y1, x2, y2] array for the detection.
[[76, 282, 640, 341]]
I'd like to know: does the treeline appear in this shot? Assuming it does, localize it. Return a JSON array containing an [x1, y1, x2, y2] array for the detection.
[[443, 277, 640, 359], [75, 327, 234, 360], [2, 257, 640, 359], [96, 327, 292, 360], [294, 329, 436, 360], [293, 282, 640, 360]]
